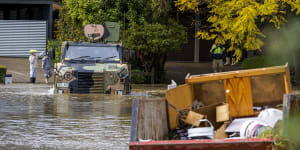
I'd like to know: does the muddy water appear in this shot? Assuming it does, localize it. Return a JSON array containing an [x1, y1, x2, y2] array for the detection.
[[0, 84, 165, 150]]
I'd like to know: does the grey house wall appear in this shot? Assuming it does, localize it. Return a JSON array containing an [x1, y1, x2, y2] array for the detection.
[[0, 0, 53, 38], [0, 0, 52, 57], [0, 20, 47, 57]]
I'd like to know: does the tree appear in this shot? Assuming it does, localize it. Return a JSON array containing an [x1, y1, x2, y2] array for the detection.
[[55, 5, 85, 41], [55, 0, 188, 83], [125, 0, 188, 83], [53, 0, 63, 3], [55, 0, 122, 41], [175, 0, 300, 87], [126, 21, 187, 82], [175, 0, 300, 61]]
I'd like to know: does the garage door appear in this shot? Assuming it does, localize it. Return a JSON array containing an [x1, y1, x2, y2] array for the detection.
[[0, 20, 47, 57]]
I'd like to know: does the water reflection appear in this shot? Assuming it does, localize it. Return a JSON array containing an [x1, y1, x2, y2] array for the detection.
[[0, 84, 165, 150]]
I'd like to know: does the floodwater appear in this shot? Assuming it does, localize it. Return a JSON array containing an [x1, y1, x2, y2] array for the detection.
[[0, 84, 165, 150]]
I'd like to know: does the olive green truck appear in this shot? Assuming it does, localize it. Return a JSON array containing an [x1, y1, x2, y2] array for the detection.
[[54, 41, 130, 94]]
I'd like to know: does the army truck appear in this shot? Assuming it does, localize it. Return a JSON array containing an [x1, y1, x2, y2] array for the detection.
[[54, 41, 130, 94]]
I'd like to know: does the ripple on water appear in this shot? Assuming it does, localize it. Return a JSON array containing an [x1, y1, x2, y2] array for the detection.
[[0, 84, 159, 150]]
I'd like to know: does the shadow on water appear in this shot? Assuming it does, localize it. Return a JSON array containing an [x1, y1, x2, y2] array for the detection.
[[0, 84, 166, 150]]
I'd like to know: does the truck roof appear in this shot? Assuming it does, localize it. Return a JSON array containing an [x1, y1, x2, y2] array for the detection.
[[64, 41, 121, 47]]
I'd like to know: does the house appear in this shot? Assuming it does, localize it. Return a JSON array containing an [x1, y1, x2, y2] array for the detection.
[[0, 0, 53, 57]]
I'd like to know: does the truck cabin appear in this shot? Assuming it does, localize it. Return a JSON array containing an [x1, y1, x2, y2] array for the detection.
[[61, 42, 123, 63]]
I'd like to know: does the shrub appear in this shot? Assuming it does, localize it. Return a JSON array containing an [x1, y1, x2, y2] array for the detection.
[[130, 69, 147, 84], [47, 40, 62, 63], [0, 65, 7, 83], [241, 55, 296, 85], [241, 55, 289, 69]]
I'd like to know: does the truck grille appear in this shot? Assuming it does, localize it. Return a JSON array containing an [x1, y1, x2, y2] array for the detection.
[[77, 72, 105, 94]]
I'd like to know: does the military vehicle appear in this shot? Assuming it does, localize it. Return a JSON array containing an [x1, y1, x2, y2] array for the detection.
[[54, 41, 130, 94]]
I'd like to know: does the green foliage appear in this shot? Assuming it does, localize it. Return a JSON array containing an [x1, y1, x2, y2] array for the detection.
[[286, 117, 300, 150], [64, 0, 120, 26], [47, 40, 62, 63], [258, 120, 294, 150], [151, 0, 172, 19], [55, 4, 86, 42], [175, 0, 300, 62], [0, 65, 6, 69], [126, 20, 187, 82], [130, 57, 145, 71], [55, 0, 147, 42], [130, 69, 147, 84], [127, 20, 187, 54], [55, 0, 188, 83], [241, 55, 288, 69], [53, 0, 63, 3], [0, 65, 7, 83], [242, 54, 297, 85]]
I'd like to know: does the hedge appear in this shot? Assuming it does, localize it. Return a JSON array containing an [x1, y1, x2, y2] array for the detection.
[[0, 65, 7, 83]]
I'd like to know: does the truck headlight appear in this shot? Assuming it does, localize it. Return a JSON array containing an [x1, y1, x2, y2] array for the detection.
[[118, 67, 128, 79], [64, 72, 73, 81]]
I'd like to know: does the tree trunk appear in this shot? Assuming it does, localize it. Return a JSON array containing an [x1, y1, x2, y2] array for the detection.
[[142, 53, 158, 84], [141, 53, 168, 84], [151, 67, 155, 84], [153, 53, 167, 83]]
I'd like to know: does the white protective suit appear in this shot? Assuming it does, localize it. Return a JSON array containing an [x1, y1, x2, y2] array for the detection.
[[29, 54, 38, 78]]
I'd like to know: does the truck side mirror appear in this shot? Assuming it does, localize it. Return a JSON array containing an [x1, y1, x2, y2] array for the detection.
[[123, 49, 135, 63]]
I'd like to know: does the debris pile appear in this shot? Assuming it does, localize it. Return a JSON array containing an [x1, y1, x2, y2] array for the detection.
[[169, 102, 283, 140]]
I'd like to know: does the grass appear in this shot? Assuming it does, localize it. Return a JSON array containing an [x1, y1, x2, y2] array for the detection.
[[241, 55, 296, 85], [258, 120, 294, 150], [241, 55, 290, 69]]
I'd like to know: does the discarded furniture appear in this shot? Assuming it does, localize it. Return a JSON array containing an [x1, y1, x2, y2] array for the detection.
[[167, 64, 291, 129], [130, 99, 273, 150], [130, 64, 291, 150]]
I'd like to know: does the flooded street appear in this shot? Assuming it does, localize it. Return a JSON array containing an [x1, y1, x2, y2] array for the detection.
[[0, 84, 165, 150]]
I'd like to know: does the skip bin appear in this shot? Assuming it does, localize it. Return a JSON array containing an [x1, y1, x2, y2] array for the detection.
[[130, 64, 292, 150], [130, 99, 274, 150]]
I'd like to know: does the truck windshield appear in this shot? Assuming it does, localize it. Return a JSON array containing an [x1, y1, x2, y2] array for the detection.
[[64, 46, 119, 61]]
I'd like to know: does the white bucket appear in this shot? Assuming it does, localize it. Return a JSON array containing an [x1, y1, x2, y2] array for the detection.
[[258, 108, 282, 127], [4, 74, 12, 85], [239, 120, 269, 138], [117, 90, 123, 95], [188, 119, 214, 139]]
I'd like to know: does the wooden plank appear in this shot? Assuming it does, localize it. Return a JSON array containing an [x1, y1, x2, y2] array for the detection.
[[224, 77, 254, 117], [135, 99, 169, 141], [251, 74, 285, 106], [283, 66, 292, 94], [165, 84, 194, 129], [216, 104, 230, 122], [193, 81, 226, 105], [194, 103, 223, 129], [183, 111, 205, 126], [186, 65, 287, 84], [130, 99, 139, 142]]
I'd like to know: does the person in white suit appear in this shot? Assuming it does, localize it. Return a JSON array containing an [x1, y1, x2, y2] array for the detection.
[[29, 49, 38, 83]]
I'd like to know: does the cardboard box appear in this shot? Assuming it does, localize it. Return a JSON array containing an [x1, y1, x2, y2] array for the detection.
[[194, 103, 223, 129], [216, 103, 230, 122], [214, 122, 229, 139], [182, 111, 205, 127]]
